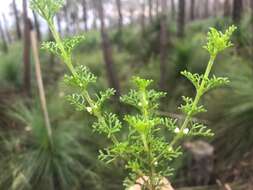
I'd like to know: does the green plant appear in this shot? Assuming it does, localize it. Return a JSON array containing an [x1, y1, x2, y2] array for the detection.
[[214, 62, 253, 165], [0, 100, 102, 190], [31, 0, 236, 189], [0, 43, 22, 88]]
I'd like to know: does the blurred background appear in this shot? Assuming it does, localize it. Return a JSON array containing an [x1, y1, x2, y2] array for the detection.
[[0, 0, 253, 189]]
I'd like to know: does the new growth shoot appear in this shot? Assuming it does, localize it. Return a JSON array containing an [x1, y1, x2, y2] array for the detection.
[[30, 0, 236, 189]]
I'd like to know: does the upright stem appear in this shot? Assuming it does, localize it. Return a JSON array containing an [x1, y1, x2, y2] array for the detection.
[[48, 21, 75, 74], [154, 55, 216, 163], [139, 89, 156, 189], [47, 18, 119, 145], [170, 55, 216, 147]]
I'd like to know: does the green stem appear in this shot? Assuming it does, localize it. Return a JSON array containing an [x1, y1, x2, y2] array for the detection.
[[48, 21, 75, 75], [154, 55, 216, 163], [174, 55, 215, 139], [139, 89, 156, 190], [47, 19, 119, 145]]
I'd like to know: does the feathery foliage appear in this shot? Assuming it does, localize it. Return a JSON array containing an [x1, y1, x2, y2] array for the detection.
[[31, 0, 236, 189]]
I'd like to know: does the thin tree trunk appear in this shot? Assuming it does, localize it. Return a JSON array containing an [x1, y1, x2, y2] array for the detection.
[[177, 0, 185, 38], [71, 11, 81, 34], [0, 20, 8, 53], [129, 8, 134, 26], [251, 0, 253, 16], [204, 0, 209, 18], [93, 8, 98, 30], [30, 30, 52, 143], [116, 0, 123, 32], [63, 5, 70, 34], [48, 27, 55, 66], [148, 0, 153, 22], [232, 0, 242, 23], [250, 0, 253, 51], [213, 0, 219, 17], [190, 0, 195, 20], [82, 0, 88, 32], [96, 0, 121, 96], [155, 0, 160, 16], [13, 0, 22, 40], [159, 0, 168, 91], [23, 0, 32, 96], [224, 0, 230, 17], [171, 0, 175, 19], [32, 11, 41, 41], [2, 14, 11, 43], [141, 1, 146, 35]]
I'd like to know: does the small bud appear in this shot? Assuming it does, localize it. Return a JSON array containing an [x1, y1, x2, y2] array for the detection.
[[138, 102, 142, 106], [183, 128, 189, 134], [174, 127, 180, 133], [86, 107, 92, 113], [25, 126, 32, 132], [154, 161, 158, 166]]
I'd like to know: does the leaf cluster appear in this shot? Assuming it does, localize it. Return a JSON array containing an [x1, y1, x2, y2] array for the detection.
[[30, 0, 64, 22], [41, 35, 85, 58], [203, 25, 237, 56]]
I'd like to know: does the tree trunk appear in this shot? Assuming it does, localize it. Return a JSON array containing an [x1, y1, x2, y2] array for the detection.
[[141, 1, 146, 35], [159, 0, 168, 91], [148, 0, 153, 22], [116, 0, 123, 32], [129, 8, 134, 26], [70, 11, 80, 34], [13, 0, 21, 40], [82, 0, 88, 32], [204, 0, 209, 18], [0, 20, 8, 53], [213, 0, 219, 17], [23, 0, 32, 96], [171, 0, 176, 19], [251, 0, 253, 31], [177, 0, 185, 38], [251, 0, 253, 16], [155, 0, 160, 16], [224, 0, 230, 17], [92, 7, 98, 30], [63, 5, 70, 34], [47, 27, 55, 66], [32, 11, 41, 41], [190, 0, 195, 20], [2, 14, 12, 43], [232, 0, 242, 23], [96, 0, 121, 96], [250, 0, 253, 17]]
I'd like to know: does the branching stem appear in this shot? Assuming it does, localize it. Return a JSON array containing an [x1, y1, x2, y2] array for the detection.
[[47, 20, 119, 145]]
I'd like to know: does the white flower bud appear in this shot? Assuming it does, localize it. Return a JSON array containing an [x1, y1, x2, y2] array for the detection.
[[174, 127, 180, 133], [183, 128, 189, 134], [86, 107, 92, 113]]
